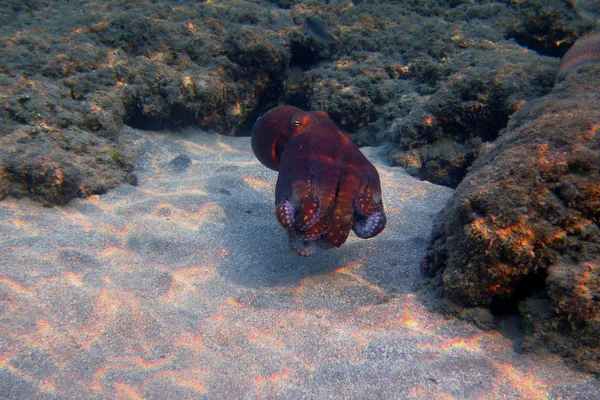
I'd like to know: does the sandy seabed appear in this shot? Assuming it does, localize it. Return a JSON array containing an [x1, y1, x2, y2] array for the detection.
[[0, 127, 598, 399]]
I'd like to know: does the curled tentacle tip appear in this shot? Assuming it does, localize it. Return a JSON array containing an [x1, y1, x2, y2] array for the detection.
[[295, 192, 321, 231], [353, 211, 387, 239], [288, 235, 317, 257], [275, 200, 295, 231]]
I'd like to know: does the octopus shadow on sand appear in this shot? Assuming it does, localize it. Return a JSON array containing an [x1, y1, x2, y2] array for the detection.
[[207, 168, 420, 297], [207, 169, 344, 288]]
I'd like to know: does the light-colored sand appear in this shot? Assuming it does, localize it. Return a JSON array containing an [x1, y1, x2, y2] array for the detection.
[[0, 126, 598, 399]]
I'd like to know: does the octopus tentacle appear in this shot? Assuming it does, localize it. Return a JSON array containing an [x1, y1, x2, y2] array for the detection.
[[295, 191, 333, 240], [352, 180, 386, 239], [353, 210, 386, 239], [295, 192, 321, 231], [286, 148, 339, 240], [324, 170, 360, 247], [295, 149, 343, 241], [288, 235, 318, 257], [355, 191, 380, 216], [275, 199, 295, 231]]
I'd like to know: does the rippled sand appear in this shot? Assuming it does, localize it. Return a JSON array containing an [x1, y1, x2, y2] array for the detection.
[[0, 127, 598, 399]]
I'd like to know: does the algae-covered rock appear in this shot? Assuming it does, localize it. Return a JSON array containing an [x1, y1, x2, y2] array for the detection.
[[420, 62, 600, 373], [0, 126, 135, 206], [0, 0, 295, 204], [293, 1, 564, 187], [0, 0, 596, 201]]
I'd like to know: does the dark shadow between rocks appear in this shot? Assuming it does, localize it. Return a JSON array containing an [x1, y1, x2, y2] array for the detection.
[[124, 106, 170, 131], [413, 272, 529, 354]]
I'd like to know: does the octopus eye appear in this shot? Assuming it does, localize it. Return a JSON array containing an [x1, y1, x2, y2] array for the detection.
[[292, 119, 301, 127]]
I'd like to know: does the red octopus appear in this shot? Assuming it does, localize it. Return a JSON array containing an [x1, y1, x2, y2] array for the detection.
[[557, 30, 600, 82], [251, 105, 386, 256]]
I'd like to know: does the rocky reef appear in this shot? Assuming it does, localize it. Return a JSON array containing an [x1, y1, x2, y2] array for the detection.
[[1, 0, 294, 204], [2, 0, 596, 204], [420, 58, 600, 374]]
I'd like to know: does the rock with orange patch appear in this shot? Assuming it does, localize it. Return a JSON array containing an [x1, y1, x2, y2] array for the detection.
[[420, 59, 600, 374]]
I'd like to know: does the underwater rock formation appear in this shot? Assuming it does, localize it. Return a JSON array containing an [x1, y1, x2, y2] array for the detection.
[[420, 57, 600, 373], [0, 0, 293, 204], [0, 0, 595, 201], [289, 0, 581, 188]]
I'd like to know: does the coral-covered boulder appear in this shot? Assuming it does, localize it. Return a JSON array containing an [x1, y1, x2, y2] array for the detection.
[[420, 62, 600, 373], [0, 0, 294, 205], [0, 126, 135, 206]]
